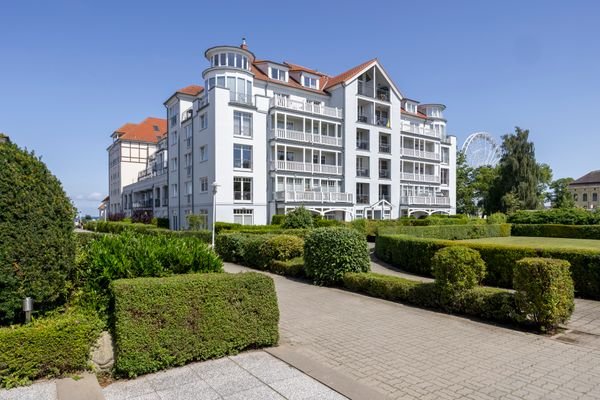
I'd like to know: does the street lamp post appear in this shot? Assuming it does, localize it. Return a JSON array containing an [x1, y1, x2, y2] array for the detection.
[[211, 182, 220, 247]]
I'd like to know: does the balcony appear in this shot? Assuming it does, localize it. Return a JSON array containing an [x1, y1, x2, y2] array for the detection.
[[269, 128, 342, 147], [400, 123, 441, 139], [401, 196, 451, 206], [401, 148, 441, 161], [133, 200, 153, 209], [270, 160, 342, 175], [357, 81, 390, 102], [230, 91, 254, 106], [401, 173, 439, 183], [154, 199, 160, 207], [358, 114, 389, 128], [181, 108, 193, 123], [379, 143, 391, 153], [356, 168, 369, 177], [356, 140, 369, 150], [270, 95, 343, 119], [138, 161, 168, 181], [356, 194, 370, 204], [379, 169, 391, 179], [275, 191, 353, 203]]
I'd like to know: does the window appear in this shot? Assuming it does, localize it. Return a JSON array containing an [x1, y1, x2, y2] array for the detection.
[[200, 177, 208, 193], [356, 183, 370, 204], [379, 184, 391, 202], [171, 131, 178, 145], [356, 156, 369, 177], [379, 159, 390, 179], [270, 67, 287, 81], [184, 153, 192, 176], [583, 193, 588, 202], [574, 194, 579, 201], [379, 133, 390, 153], [233, 177, 252, 201], [594, 193, 598, 202], [184, 125, 192, 148], [171, 157, 178, 172], [168, 105, 177, 127], [233, 209, 253, 225], [199, 145, 207, 162], [200, 113, 208, 130], [185, 182, 192, 203], [356, 130, 369, 150], [303, 75, 318, 89], [233, 111, 252, 137], [171, 184, 178, 197], [441, 169, 449, 185], [233, 144, 252, 169], [405, 102, 417, 114]]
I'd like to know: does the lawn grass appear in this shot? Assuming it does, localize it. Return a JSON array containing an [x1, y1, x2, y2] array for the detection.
[[459, 236, 600, 251]]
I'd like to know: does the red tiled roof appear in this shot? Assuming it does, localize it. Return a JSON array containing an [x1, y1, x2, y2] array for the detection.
[[114, 117, 167, 143], [322, 58, 377, 90], [570, 170, 600, 186], [177, 85, 204, 96], [401, 108, 428, 119], [251, 63, 327, 95]]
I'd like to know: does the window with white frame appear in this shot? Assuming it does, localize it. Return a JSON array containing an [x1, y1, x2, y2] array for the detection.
[[184, 125, 192, 147], [171, 157, 178, 172], [184, 153, 192, 176], [200, 177, 208, 192], [200, 113, 208, 130], [233, 144, 252, 169], [270, 67, 287, 81], [302, 75, 318, 89], [405, 102, 417, 114], [233, 177, 252, 201], [171, 184, 178, 197], [233, 111, 252, 137], [169, 105, 177, 127], [199, 145, 207, 162], [171, 131, 178, 145], [233, 209, 253, 225]]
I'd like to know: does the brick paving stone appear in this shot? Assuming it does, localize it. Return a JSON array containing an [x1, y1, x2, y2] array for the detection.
[[225, 262, 600, 399]]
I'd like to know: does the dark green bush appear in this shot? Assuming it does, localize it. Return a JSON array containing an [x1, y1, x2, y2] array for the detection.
[[270, 257, 305, 277], [214, 233, 248, 263], [156, 217, 169, 229], [377, 224, 511, 240], [0, 310, 103, 388], [512, 224, 600, 240], [0, 141, 75, 324], [282, 206, 314, 229], [508, 208, 600, 225], [259, 235, 304, 262], [241, 235, 271, 269], [84, 220, 211, 242], [432, 247, 486, 299], [343, 273, 518, 326], [304, 228, 370, 285], [376, 234, 600, 299], [314, 219, 344, 228], [271, 214, 286, 225], [112, 273, 279, 377], [513, 258, 574, 332], [79, 232, 222, 315]]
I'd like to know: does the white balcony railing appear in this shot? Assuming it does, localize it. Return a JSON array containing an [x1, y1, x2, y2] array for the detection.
[[230, 91, 254, 106], [400, 123, 441, 138], [270, 160, 343, 175], [269, 129, 342, 147], [401, 173, 439, 183], [401, 196, 451, 206], [275, 191, 353, 203], [401, 148, 441, 161], [270, 95, 343, 119]]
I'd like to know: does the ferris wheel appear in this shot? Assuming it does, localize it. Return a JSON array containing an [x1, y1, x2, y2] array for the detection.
[[461, 132, 501, 168]]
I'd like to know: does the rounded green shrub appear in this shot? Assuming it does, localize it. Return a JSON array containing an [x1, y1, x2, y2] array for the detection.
[[259, 235, 304, 262], [487, 212, 507, 224], [282, 206, 314, 229], [0, 141, 75, 325], [304, 227, 370, 285], [432, 246, 486, 297], [513, 257, 574, 332]]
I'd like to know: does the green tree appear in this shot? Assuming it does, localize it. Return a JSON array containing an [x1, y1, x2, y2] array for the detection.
[[488, 127, 540, 213], [537, 163, 553, 208], [282, 206, 314, 229], [0, 141, 75, 324], [456, 151, 477, 215], [548, 178, 575, 208], [472, 165, 500, 216]]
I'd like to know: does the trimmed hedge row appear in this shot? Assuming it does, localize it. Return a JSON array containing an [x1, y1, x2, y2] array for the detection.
[[508, 208, 600, 225], [343, 273, 518, 326], [0, 311, 103, 388], [375, 234, 600, 299], [378, 224, 511, 240], [512, 224, 600, 240], [111, 273, 279, 377], [83, 221, 212, 243]]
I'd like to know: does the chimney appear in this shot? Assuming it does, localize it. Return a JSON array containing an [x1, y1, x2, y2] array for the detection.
[[240, 37, 248, 50]]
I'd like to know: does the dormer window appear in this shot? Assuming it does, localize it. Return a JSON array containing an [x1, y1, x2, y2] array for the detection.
[[302, 75, 319, 89], [270, 67, 287, 82], [405, 102, 417, 114], [210, 51, 250, 71]]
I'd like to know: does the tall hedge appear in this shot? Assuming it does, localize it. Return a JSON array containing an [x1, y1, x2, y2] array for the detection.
[[0, 141, 75, 324], [512, 224, 600, 240], [508, 208, 600, 225], [377, 223, 511, 240], [304, 228, 370, 285], [375, 234, 600, 299], [112, 273, 279, 377]]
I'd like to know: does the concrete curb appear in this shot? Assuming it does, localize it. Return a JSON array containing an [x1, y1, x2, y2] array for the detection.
[[56, 373, 104, 400]]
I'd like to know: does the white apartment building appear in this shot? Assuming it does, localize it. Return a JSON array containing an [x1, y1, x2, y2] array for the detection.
[[107, 117, 166, 216], [115, 40, 456, 229]]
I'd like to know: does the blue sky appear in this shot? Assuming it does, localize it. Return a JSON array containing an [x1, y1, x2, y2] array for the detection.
[[1, 0, 599, 215]]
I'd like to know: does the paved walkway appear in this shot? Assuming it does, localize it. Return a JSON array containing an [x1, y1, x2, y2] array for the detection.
[[225, 262, 600, 399], [0, 352, 346, 400]]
